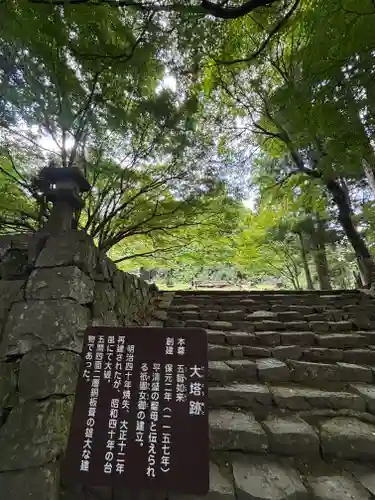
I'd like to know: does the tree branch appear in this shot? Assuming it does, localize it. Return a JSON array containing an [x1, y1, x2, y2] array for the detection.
[[215, 0, 300, 64], [201, 0, 278, 18], [29, 0, 281, 19], [113, 244, 182, 263]]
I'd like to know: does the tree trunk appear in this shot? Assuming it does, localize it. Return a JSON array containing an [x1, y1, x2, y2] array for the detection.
[[354, 270, 364, 288], [363, 161, 375, 198], [344, 84, 375, 198], [326, 179, 375, 287], [297, 231, 314, 289], [309, 217, 331, 290]]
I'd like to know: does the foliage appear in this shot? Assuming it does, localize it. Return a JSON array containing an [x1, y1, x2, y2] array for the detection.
[[2, 0, 375, 288]]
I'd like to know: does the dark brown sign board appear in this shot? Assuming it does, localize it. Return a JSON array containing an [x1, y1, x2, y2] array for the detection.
[[63, 327, 209, 495]]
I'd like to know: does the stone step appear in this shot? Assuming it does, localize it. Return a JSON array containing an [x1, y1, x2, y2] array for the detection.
[[208, 330, 375, 349], [180, 454, 375, 500], [170, 297, 371, 308], [166, 316, 375, 333], [288, 360, 374, 385], [169, 304, 374, 315], [208, 349, 375, 384], [208, 383, 368, 414], [173, 294, 374, 309], [210, 343, 375, 365], [176, 291, 366, 297], [209, 409, 375, 461]]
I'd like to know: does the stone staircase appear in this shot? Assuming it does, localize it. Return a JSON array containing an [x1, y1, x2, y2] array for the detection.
[[154, 290, 375, 500]]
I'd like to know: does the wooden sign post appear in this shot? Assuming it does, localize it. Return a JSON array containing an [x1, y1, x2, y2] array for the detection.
[[63, 327, 209, 495]]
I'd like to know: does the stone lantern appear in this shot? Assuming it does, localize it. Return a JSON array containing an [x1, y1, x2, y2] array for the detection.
[[35, 166, 91, 234]]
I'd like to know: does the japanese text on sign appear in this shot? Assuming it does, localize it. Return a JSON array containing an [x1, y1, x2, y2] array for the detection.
[[64, 327, 209, 495]]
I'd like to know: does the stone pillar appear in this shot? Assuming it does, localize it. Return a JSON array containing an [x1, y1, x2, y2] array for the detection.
[[0, 168, 93, 500], [0, 167, 160, 500]]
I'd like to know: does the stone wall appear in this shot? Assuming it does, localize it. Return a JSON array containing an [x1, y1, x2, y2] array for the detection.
[[0, 230, 159, 500]]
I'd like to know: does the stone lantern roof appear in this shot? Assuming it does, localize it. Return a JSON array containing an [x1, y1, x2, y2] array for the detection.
[[36, 166, 91, 209]]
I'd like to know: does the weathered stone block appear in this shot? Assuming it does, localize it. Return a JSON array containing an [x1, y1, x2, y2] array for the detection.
[[257, 359, 290, 382], [289, 360, 342, 384], [226, 332, 256, 346], [277, 311, 303, 321], [116, 294, 131, 322], [305, 313, 325, 322], [2, 300, 90, 355], [206, 331, 226, 344], [10, 233, 32, 250], [336, 362, 373, 383], [0, 236, 12, 260], [232, 456, 308, 500], [0, 249, 30, 279], [321, 417, 375, 460], [185, 320, 210, 328], [96, 255, 117, 281], [328, 320, 353, 332], [239, 298, 256, 305], [243, 346, 270, 358], [219, 310, 246, 321], [231, 321, 254, 333], [317, 334, 368, 348], [19, 349, 80, 399], [200, 310, 219, 321], [353, 316, 373, 329], [208, 361, 235, 384], [26, 266, 94, 303], [345, 462, 375, 497], [280, 332, 315, 346], [271, 386, 311, 411], [253, 321, 284, 332], [271, 386, 365, 412], [285, 321, 311, 331], [208, 384, 272, 410], [323, 309, 346, 321], [168, 304, 199, 310], [306, 472, 371, 500], [169, 462, 235, 500], [310, 321, 330, 333], [293, 305, 315, 314], [92, 282, 116, 316], [254, 332, 280, 346], [226, 359, 257, 379], [302, 348, 343, 362], [262, 415, 319, 456], [0, 398, 73, 470], [271, 345, 303, 360], [351, 384, 375, 413], [209, 409, 268, 453], [232, 346, 243, 358], [92, 311, 120, 327], [0, 280, 24, 330], [0, 361, 18, 419], [180, 310, 200, 320], [209, 345, 232, 361], [343, 349, 375, 366], [113, 270, 126, 295], [165, 319, 184, 328], [35, 230, 97, 275], [0, 463, 59, 500], [246, 311, 277, 320], [209, 321, 233, 331]]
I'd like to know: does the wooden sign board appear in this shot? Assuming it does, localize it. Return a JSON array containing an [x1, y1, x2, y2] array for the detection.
[[63, 327, 209, 495]]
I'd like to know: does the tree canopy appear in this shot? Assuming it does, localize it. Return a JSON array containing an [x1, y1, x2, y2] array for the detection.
[[1, 0, 375, 289]]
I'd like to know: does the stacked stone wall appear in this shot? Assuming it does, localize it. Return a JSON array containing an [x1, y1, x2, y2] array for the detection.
[[0, 230, 159, 499]]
